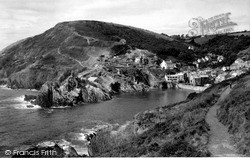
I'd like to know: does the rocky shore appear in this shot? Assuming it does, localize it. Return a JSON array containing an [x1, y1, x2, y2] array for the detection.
[[22, 64, 164, 108]]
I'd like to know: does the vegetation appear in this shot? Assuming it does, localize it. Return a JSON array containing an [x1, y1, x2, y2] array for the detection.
[[217, 72, 250, 156], [88, 81, 232, 156], [195, 35, 250, 67], [88, 71, 250, 157], [65, 21, 194, 62]]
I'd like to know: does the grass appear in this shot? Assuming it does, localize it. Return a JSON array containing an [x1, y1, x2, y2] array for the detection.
[[88, 81, 227, 157], [217, 73, 250, 156]]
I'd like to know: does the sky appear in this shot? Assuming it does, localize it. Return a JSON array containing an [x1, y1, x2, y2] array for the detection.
[[0, 0, 250, 50]]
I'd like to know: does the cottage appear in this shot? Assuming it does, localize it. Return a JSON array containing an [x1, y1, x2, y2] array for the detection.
[[160, 60, 176, 69], [205, 56, 210, 61], [160, 60, 167, 69], [135, 57, 141, 63], [188, 46, 194, 50], [217, 55, 224, 62], [88, 77, 98, 82], [215, 73, 227, 83], [189, 75, 210, 86], [230, 58, 245, 70]]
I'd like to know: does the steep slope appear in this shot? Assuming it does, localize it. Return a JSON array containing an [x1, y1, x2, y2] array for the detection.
[[238, 46, 250, 60], [217, 74, 250, 156], [194, 35, 250, 67], [206, 86, 240, 156], [0, 20, 189, 89]]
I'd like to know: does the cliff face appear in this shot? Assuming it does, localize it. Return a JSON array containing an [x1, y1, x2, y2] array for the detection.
[[34, 65, 160, 108], [35, 76, 112, 108], [0, 20, 188, 90]]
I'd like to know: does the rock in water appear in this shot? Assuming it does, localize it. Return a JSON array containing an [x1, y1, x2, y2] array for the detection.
[[35, 76, 112, 108], [24, 95, 37, 102], [68, 146, 79, 157]]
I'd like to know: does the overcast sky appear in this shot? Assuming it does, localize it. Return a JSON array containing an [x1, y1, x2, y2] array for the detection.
[[0, 0, 249, 50]]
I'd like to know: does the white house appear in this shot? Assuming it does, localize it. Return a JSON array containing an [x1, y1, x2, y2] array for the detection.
[[188, 46, 194, 50], [135, 57, 141, 63], [165, 73, 184, 82], [160, 60, 176, 69], [88, 77, 97, 82], [160, 60, 167, 69], [217, 55, 224, 62]]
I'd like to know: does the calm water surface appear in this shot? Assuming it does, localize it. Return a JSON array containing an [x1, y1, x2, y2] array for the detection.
[[0, 86, 192, 155]]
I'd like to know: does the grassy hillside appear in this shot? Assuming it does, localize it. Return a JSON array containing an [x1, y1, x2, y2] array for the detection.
[[0, 20, 191, 89], [88, 71, 250, 157], [62, 21, 192, 59], [195, 34, 250, 66], [217, 73, 250, 156], [238, 46, 250, 60]]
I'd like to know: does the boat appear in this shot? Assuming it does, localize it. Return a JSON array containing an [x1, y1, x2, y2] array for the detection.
[[177, 83, 210, 92]]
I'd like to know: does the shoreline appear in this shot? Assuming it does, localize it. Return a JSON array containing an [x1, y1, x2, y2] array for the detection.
[[177, 83, 210, 92]]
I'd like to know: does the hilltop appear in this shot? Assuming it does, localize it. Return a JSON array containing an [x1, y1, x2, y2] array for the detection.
[[0, 20, 191, 89]]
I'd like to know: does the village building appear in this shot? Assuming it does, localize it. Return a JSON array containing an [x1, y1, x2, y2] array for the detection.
[[119, 39, 126, 45], [189, 74, 210, 86], [165, 73, 185, 83], [205, 56, 210, 61], [160, 60, 176, 69], [230, 70, 245, 77], [217, 55, 224, 62], [134, 57, 141, 63], [222, 66, 227, 71], [230, 58, 245, 70], [215, 73, 227, 83], [188, 46, 195, 50], [88, 77, 98, 82]]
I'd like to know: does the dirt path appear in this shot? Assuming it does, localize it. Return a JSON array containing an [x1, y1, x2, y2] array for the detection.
[[206, 86, 241, 157], [57, 48, 85, 68]]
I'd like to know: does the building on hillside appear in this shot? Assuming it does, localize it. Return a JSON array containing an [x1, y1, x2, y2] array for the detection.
[[188, 46, 195, 50], [215, 73, 227, 83], [160, 60, 176, 69], [217, 55, 224, 62], [189, 75, 210, 86], [235, 58, 244, 64], [160, 60, 167, 69], [231, 70, 244, 77], [88, 77, 97, 82], [135, 57, 141, 63], [222, 66, 229, 71], [120, 39, 126, 45], [165, 73, 184, 82], [205, 56, 210, 61], [230, 58, 245, 70]]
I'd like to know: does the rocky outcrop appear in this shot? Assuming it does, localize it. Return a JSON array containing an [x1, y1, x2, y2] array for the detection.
[[186, 92, 198, 100], [35, 76, 112, 108], [24, 95, 37, 102]]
